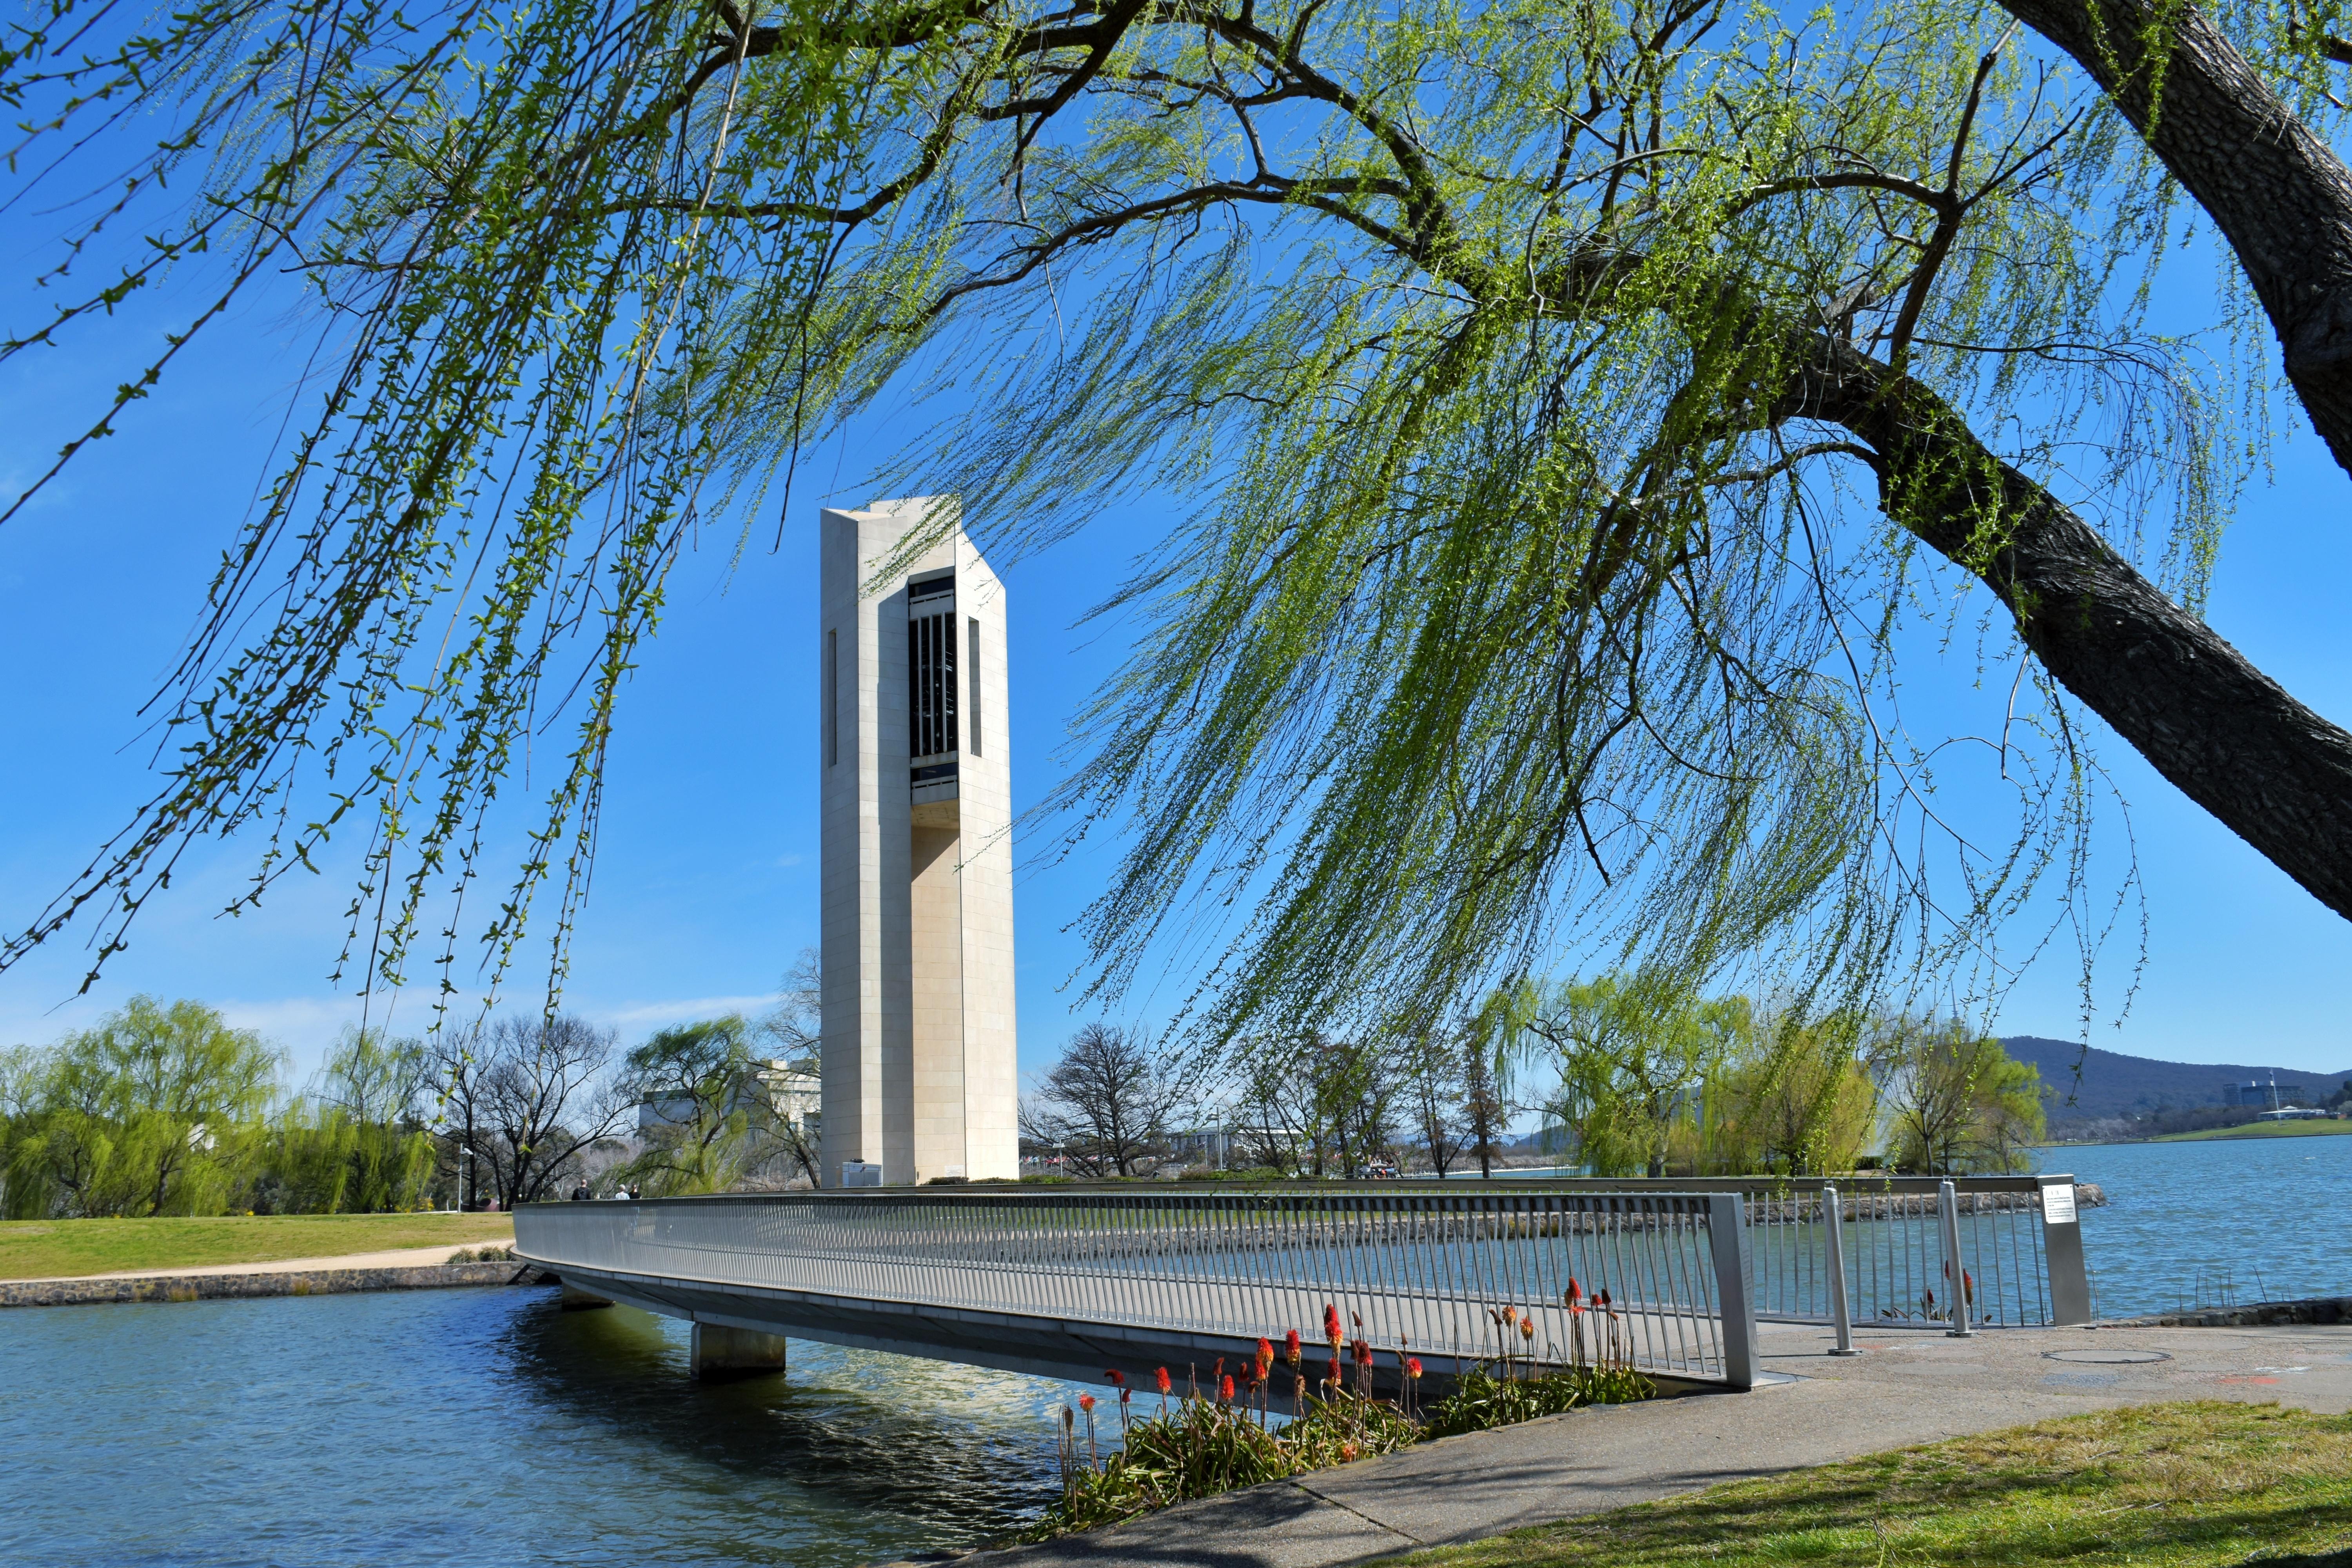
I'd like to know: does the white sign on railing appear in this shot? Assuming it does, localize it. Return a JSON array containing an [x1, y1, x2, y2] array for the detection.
[[2042, 1183, 2078, 1225]]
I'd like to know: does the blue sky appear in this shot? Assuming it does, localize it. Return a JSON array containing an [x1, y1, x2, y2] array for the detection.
[[2, 236, 2348, 1089]]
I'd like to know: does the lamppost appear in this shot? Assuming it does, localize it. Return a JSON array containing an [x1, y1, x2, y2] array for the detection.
[[456, 1146, 476, 1212]]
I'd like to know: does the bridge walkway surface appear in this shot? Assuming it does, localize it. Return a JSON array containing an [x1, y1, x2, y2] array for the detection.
[[514, 1176, 2094, 1398], [931, 1316, 2352, 1568]]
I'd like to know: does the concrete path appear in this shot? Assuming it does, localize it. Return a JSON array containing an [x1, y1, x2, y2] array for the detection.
[[8, 1238, 516, 1285], [936, 1316, 2352, 1568]]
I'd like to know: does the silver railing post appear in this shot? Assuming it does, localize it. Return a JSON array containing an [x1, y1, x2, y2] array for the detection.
[[1823, 1183, 1860, 1356], [1706, 1192, 1759, 1389], [1937, 1178, 1974, 1337], [2037, 1173, 2093, 1325]]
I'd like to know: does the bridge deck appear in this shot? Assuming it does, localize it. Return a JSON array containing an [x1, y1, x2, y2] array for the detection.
[[515, 1188, 1753, 1390]]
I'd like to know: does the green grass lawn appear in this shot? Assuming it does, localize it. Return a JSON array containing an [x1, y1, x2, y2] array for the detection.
[[1396, 1403, 2352, 1568], [2154, 1119, 2352, 1142], [0, 1212, 517, 1280]]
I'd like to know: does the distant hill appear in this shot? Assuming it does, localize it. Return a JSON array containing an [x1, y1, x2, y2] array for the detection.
[[2000, 1036, 2352, 1122]]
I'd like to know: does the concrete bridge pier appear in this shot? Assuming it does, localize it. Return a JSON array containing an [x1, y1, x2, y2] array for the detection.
[[692, 1322, 789, 1381]]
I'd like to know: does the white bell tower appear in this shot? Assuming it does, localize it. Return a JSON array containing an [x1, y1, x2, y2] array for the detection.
[[817, 497, 1017, 1186]]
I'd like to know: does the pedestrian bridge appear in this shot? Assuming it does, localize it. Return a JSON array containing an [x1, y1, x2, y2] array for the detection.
[[512, 1177, 2090, 1393]]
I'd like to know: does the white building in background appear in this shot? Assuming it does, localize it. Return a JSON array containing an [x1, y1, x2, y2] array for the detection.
[[818, 497, 1018, 1187]]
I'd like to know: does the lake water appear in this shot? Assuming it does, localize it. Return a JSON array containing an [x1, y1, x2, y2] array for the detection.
[[2049, 1133, 2352, 1318], [2, 1136, 2345, 1564], [0, 1287, 1081, 1567]]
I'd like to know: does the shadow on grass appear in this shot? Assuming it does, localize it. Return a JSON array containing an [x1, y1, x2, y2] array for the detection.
[[1410, 1403, 2352, 1568]]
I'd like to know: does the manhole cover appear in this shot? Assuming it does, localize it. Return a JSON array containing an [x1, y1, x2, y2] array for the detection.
[[2044, 1348, 2171, 1365]]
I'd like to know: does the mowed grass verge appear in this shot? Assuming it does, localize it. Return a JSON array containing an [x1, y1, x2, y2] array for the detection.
[[0, 1213, 517, 1280], [1394, 1402, 2352, 1568], [2154, 1120, 2352, 1142]]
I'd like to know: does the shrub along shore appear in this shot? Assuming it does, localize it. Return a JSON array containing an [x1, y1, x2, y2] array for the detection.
[[1024, 1299, 1655, 1542]]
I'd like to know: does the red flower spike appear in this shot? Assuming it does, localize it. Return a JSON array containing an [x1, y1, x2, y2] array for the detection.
[[1502, 1305, 1517, 1326], [1354, 1339, 1373, 1367], [1285, 1329, 1303, 1363], [1328, 1355, 1343, 1386], [1220, 1374, 1236, 1401], [1565, 1278, 1582, 1304], [1079, 1393, 1096, 1412], [1155, 1367, 1174, 1395], [1406, 1357, 1424, 1379], [1323, 1303, 1343, 1344], [1105, 1369, 1125, 1387], [1120, 1388, 1132, 1404]]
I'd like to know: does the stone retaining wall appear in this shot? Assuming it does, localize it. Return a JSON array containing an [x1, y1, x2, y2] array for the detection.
[[2099, 1295, 2352, 1328], [0, 1261, 553, 1308]]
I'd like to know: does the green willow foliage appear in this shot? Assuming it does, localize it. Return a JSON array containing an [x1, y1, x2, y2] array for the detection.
[[4, 0, 2338, 1038], [3, 997, 280, 1217]]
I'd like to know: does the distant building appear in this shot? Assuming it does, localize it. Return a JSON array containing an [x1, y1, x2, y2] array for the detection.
[[637, 1058, 820, 1135], [2223, 1080, 2308, 1109], [2256, 1106, 2330, 1122]]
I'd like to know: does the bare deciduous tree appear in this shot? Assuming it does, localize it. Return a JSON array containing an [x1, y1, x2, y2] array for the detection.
[[1401, 1033, 1472, 1177], [1020, 1024, 1177, 1178], [430, 1015, 631, 1207]]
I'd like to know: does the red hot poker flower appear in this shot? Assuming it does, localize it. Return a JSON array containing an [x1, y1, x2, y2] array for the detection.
[[1285, 1330, 1303, 1363], [1155, 1367, 1174, 1395], [1079, 1394, 1096, 1412], [1323, 1303, 1343, 1344], [1257, 1338, 1275, 1376], [1220, 1374, 1236, 1401], [1564, 1279, 1583, 1310], [1105, 1369, 1125, 1387], [1405, 1357, 1424, 1379]]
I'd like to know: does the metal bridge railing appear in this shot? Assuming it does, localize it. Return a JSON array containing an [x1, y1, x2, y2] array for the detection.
[[1740, 1176, 2084, 1330], [517, 1185, 1761, 1386]]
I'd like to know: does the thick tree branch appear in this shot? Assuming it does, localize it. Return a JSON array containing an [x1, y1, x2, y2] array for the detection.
[[1786, 337, 2352, 918], [1999, 0, 2352, 473]]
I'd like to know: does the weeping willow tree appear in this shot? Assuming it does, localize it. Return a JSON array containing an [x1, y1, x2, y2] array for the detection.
[[2, 998, 281, 1218], [5, 0, 2352, 1044]]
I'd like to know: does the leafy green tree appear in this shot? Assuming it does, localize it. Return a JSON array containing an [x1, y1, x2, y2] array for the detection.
[[8, 0, 2352, 1047], [1708, 1012, 1881, 1176], [4, 998, 281, 1217], [259, 1029, 436, 1212], [613, 1016, 793, 1195], [1884, 1022, 2045, 1174], [1524, 976, 1742, 1178]]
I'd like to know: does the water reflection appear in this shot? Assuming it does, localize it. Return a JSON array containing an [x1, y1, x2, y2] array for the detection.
[[503, 1295, 1066, 1534], [0, 1286, 1075, 1567]]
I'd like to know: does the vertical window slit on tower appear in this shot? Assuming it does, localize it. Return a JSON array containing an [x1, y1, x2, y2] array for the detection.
[[825, 628, 838, 766], [968, 617, 983, 758]]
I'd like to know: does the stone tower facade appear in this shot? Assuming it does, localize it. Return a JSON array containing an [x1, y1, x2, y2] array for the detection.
[[818, 497, 1017, 1186]]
